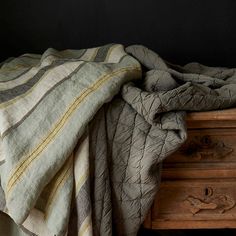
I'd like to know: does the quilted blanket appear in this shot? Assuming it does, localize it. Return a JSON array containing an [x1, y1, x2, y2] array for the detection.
[[1, 43, 236, 236], [0, 44, 141, 236], [88, 45, 236, 235]]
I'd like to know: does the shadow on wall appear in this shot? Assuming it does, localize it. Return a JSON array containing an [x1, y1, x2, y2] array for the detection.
[[1, 0, 236, 67]]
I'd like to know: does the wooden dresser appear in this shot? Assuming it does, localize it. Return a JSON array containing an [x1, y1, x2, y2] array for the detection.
[[144, 108, 236, 230]]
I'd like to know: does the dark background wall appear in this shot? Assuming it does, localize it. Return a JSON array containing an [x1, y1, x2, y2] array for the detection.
[[1, 2, 236, 235], [1, 0, 236, 67]]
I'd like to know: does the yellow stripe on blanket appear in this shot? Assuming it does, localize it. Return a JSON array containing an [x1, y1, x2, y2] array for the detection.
[[44, 154, 73, 219], [0, 48, 99, 108], [6, 66, 141, 195], [78, 214, 93, 236]]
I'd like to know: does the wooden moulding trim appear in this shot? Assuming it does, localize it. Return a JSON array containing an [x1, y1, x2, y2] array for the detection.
[[186, 108, 236, 122], [159, 178, 236, 185], [151, 220, 236, 229], [187, 121, 236, 129], [162, 168, 236, 179]]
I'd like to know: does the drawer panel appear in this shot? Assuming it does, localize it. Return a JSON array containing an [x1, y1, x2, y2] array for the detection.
[[162, 167, 236, 179], [186, 108, 236, 129], [164, 129, 236, 165], [152, 179, 236, 222]]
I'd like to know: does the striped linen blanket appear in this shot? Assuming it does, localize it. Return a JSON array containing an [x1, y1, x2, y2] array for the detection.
[[2, 43, 236, 236], [0, 44, 141, 236]]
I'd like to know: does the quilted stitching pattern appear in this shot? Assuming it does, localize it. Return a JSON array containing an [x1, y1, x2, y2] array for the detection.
[[89, 45, 236, 236]]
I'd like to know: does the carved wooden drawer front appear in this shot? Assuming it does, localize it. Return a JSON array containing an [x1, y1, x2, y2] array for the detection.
[[144, 109, 236, 230], [165, 129, 236, 164], [162, 129, 236, 179], [151, 180, 236, 229]]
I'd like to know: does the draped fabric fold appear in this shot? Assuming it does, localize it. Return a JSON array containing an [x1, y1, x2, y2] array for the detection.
[[88, 45, 236, 235], [1, 44, 236, 236], [0, 44, 141, 236]]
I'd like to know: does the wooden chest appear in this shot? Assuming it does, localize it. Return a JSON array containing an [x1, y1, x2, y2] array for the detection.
[[144, 108, 236, 229]]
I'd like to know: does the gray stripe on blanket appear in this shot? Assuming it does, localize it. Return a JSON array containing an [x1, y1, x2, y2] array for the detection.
[[94, 44, 115, 62], [0, 54, 51, 83], [1, 68, 32, 83], [40, 49, 87, 60], [0, 58, 85, 103], [0, 161, 5, 166], [0, 44, 113, 102], [0, 185, 6, 211], [67, 178, 91, 236], [2, 62, 86, 138]]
